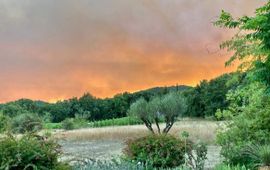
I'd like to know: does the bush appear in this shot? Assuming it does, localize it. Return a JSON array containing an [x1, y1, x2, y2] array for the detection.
[[72, 117, 89, 128], [0, 134, 71, 170], [216, 83, 270, 166], [61, 118, 75, 130], [217, 104, 270, 166], [11, 113, 43, 133], [243, 144, 270, 168], [188, 141, 208, 170], [124, 135, 191, 168]]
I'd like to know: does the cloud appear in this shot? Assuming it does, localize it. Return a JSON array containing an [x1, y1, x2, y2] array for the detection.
[[0, 0, 266, 102]]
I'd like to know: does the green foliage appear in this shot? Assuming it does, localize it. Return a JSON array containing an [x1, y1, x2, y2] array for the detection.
[[11, 113, 43, 134], [214, 3, 270, 167], [61, 118, 75, 130], [215, 82, 265, 120], [1, 103, 29, 117], [188, 142, 208, 170], [128, 98, 149, 124], [44, 122, 62, 129], [0, 134, 71, 170], [180, 131, 207, 170], [128, 93, 187, 134], [0, 85, 189, 125], [184, 73, 244, 118], [124, 135, 191, 168], [0, 113, 9, 133], [88, 117, 143, 128], [243, 144, 270, 167], [214, 164, 248, 170], [44, 117, 143, 130], [160, 93, 187, 133], [216, 83, 270, 166], [214, 2, 270, 89]]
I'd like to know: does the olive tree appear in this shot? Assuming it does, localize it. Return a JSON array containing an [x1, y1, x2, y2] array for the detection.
[[160, 93, 187, 134], [128, 93, 187, 134], [128, 98, 155, 133]]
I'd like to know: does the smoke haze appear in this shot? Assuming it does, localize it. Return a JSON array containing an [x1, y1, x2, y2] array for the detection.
[[0, 0, 266, 102]]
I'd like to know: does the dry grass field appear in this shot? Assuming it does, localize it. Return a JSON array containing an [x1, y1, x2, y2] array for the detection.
[[55, 120, 220, 144], [56, 120, 223, 168]]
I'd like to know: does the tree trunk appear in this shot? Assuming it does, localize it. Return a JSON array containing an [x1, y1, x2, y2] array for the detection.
[[165, 122, 174, 133], [162, 121, 174, 134], [155, 118, 161, 134], [142, 119, 155, 134]]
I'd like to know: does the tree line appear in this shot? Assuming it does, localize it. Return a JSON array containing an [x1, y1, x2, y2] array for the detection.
[[0, 72, 243, 123]]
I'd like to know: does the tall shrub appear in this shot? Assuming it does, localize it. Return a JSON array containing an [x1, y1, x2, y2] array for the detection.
[[11, 113, 43, 133]]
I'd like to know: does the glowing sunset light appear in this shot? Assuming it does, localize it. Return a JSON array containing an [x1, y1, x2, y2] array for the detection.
[[0, 0, 265, 103]]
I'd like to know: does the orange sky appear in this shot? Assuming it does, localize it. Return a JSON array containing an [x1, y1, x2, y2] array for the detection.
[[0, 0, 266, 103]]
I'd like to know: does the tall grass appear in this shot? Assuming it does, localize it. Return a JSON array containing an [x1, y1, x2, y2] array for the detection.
[[214, 164, 248, 170], [54, 120, 218, 143]]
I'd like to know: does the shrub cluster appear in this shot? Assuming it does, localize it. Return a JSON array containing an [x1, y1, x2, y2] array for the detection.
[[11, 113, 43, 133], [0, 134, 70, 170], [124, 135, 194, 168], [216, 90, 270, 167], [61, 118, 75, 130]]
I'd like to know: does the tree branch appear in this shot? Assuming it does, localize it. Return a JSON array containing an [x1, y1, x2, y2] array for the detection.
[[142, 118, 155, 134]]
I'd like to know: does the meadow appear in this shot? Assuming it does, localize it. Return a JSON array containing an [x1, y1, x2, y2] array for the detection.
[[55, 119, 222, 169]]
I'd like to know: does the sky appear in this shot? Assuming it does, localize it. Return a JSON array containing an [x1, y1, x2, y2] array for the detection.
[[0, 0, 266, 103]]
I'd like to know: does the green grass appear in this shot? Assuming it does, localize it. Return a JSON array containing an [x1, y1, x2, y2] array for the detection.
[[44, 117, 143, 130], [44, 122, 62, 129], [88, 117, 143, 128]]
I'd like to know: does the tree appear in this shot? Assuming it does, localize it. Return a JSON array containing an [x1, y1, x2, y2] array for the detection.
[[214, 2, 270, 167], [184, 73, 243, 118], [128, 93, 187, 134], [1, 103, 28, 117], [214, 2, 270, 89], [160, 93, 187, 134], [128, 98, 155, 133]]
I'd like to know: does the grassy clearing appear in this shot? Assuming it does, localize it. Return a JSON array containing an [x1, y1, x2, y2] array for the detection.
[[44, 117, 143, 130], [87, 117, 143, 127], [44, 122, 62, 129], [54, 120, 219, 144]]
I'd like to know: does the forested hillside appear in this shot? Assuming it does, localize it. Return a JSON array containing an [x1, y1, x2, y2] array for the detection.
[[0, 72, 243, 124]]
